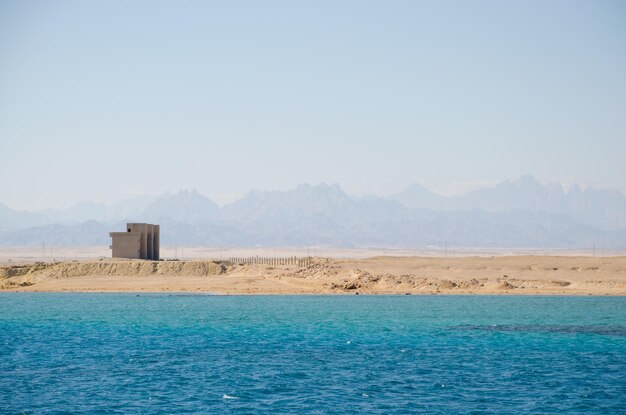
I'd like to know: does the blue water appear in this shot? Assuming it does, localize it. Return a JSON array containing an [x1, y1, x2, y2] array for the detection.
[[1, 294, 625, 414]]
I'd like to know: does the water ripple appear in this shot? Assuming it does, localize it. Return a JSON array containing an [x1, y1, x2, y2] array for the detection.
[[1, 294, 625, 414]]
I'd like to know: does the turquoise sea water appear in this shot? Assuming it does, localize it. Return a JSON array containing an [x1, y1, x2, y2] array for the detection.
[[1, 294, 625, 414]]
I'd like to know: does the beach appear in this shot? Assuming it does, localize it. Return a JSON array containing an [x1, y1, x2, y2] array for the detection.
[[2, 255, 625, 295]]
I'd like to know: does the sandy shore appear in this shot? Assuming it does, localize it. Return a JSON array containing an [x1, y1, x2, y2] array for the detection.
[[1, 256, 625, 295]]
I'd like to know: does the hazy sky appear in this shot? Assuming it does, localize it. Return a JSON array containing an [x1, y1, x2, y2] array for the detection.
[[1, 0, 625, 210]]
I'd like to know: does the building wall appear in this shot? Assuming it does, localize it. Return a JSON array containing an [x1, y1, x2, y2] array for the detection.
[[153, 225, 160, 260], [146, 224, 154, 260], [127, 223, 149, 259], [111, 223, 160, 260], [109, 232, 141, 259]]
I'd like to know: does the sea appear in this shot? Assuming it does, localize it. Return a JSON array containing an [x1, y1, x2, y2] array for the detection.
[[1, 294, 625, 414]]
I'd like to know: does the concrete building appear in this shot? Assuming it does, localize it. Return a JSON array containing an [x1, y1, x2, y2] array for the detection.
[[109, 223, 160, 260]]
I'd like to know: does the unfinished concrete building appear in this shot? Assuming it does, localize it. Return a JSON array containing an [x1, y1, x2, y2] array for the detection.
[[109, 223, 160, 260]]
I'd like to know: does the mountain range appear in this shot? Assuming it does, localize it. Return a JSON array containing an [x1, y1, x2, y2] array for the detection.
[[1, 176, 625, 248], [392, 175, 626, 231]]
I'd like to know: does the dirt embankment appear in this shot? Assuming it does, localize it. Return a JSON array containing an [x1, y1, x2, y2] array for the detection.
[[261, 257, 626, 295], [1, 256, 625, 295], [0, 260, 226, 290]]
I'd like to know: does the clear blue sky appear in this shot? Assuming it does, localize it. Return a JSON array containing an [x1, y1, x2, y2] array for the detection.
[[1, 0, 625, 209]]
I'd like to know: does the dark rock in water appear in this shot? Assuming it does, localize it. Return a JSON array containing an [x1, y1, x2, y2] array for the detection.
[[454, 324, 626, 337]]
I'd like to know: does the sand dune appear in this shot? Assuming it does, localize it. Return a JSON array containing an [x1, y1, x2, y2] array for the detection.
[[1, 256, 625, 295]]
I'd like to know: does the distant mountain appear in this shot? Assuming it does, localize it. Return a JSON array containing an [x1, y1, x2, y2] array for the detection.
[[30, 190, 217, 225], [103, 195, 161, 222], [392, 176, 626, 230], [0, 220, 111, 246], [1, 179, 625, 248], [2, 205, 622, 248], [41, 201, 109, 224], [392, 183, 446, 211], [0, 202, 48, 231], [221, 183, 411, 225], [140, 190, 219, 224]]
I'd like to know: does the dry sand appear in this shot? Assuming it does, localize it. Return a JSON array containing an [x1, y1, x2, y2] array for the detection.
[[1, 256, 625, 295]]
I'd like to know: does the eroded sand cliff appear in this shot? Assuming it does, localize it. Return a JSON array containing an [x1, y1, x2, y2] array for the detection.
[[1, 256, 625, 295]]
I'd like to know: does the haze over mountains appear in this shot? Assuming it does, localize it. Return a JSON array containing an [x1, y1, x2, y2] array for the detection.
[[392, 175, 626, 231], [1, 176, 625, 249]]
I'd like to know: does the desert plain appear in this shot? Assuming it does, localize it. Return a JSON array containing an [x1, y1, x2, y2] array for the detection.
[[1, 248, 625, 295]]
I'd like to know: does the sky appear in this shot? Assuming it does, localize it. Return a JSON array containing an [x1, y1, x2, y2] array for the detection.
[[1, 0, 625, 210]]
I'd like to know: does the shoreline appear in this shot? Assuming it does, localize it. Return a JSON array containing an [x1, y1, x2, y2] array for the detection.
[[1, 291, 623, 296]]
